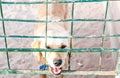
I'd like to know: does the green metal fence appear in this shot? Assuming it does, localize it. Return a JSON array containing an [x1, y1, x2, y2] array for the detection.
[[0, 0, 120, 77]]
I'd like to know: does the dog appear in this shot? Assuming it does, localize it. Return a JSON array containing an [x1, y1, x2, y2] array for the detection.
[[32, 1, 69, 78]]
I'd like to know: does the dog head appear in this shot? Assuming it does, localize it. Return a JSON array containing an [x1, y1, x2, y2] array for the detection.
[[32, 24, 69, 76]]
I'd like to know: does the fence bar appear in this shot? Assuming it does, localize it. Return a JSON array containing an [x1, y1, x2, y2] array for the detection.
[[1, 18, 120, 23], [99, 1, 109, 69], [68, 2, 75, 70], [115, 52, 120, 78], [0, 48, 120, 52], [44, 0, 49, 64], [0, 34, 120, 38], [0, 0, 113, 5], [0, 69, 115, 75], [0, 0, 11, 69], [101, 1, 109, 47], [0, 0, 120, 76]]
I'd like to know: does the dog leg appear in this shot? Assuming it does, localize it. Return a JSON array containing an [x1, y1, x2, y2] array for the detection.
[[39, 74, 46, 78]]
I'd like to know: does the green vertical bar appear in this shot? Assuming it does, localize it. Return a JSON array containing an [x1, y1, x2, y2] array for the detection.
[[68, 2, 74, 70], [0, 0, 11, 69], [115, 52, 120, 78], [99, 1, 109, 69], [45, 0, 49, 60], [101, 1, 109, 47]]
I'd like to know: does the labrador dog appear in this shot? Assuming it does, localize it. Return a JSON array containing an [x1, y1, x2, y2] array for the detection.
[[32, 1, 69, 78]]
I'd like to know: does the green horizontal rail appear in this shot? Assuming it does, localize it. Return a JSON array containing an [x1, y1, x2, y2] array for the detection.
[[1, 34, 120, 38], [1, 18, 120, 23], [0, 48, 120, 52], [0, 0, 115, 4], [0, 69, 116, 75]]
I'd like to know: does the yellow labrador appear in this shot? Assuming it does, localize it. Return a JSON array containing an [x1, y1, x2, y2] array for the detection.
[[32, 1, 69, 78]]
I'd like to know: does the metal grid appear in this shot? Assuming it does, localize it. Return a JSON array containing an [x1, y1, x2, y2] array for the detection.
[[0, 0, 120, 77]]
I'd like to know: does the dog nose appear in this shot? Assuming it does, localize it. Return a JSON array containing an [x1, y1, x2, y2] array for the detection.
[[53, 59, 62, 66]]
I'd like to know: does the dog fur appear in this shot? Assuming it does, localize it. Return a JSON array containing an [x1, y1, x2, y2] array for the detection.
[[32, 1, 69, 78]]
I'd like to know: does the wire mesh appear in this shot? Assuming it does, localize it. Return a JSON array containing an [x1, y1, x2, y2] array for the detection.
[[0, 0, 120, 77]]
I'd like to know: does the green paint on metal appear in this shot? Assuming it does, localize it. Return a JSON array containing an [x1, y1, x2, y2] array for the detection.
[[0, 0, 11, 69], [115, 52, 120, 77], [68, 2, 75, 71], [0, 48, 120, 52], [0, 69, 115, 75], [0, 0, 120, 76], [0, 0, 111, 5], [1, 18, 120, 22], [99, 1, 109, 70], [44, 0, 49, 65], [1, 34, 120, 38]]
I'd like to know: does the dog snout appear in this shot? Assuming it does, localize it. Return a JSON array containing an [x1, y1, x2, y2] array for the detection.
[[53, 59, 62, 66]]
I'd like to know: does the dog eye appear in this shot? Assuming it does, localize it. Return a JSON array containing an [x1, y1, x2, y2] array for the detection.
[[46, 46, 51, 49], [60, 45, 66, 49]]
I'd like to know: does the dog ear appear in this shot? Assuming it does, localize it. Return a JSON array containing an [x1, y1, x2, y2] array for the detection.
[[32, 39, 43, 63]]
